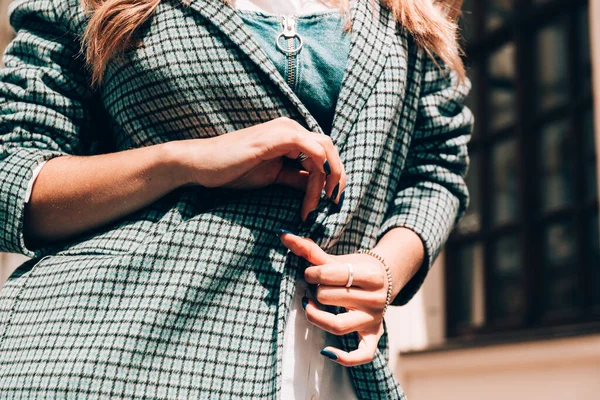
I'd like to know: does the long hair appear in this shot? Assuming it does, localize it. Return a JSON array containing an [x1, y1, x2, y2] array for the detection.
[[81, 0, 465, 87]]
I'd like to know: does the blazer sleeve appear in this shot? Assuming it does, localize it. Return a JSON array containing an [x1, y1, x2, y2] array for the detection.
[[377, 55, 474, 306], [0, 0, 97, 257]]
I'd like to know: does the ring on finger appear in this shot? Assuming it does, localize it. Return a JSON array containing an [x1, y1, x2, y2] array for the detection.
[[345, 263, 354, 288], [296, 152, 309, 163]]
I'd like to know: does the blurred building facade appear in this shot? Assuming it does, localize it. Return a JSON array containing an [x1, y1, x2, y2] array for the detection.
[[0, 1, 599, 399], [386, 1, 600, 399]]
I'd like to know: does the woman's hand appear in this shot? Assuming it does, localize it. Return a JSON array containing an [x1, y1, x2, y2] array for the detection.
[[279, 231, 393, 367], [177, 117, 347, 221], [23, 116, 344, 246]]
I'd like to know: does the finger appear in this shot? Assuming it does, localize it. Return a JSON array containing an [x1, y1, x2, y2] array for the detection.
[[268, 128, 330, 219], [316, 285, 386, 311], [261, 117, 325, 173], [304, 263, 384, 290], [259, 120, 328, 178], [300, 160, 326, 222], [304, 299, 377, 335], [322, 326, 383, 367], [310, 133, 343, 199], [279, 232, 333, 265], [279, 131, 328, 175], [274, 167, 310, 191], [334, 169, 347, 204]]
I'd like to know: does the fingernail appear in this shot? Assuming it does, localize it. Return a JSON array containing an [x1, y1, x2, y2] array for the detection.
[[302, 296, 308, 310], [305, 210, 317, 225], [330, 182, 340, 200], [323, 160, 331, 176], [320, 349, 338, 360], [279, 228, 295, 236], [334, 191, 345, 211]]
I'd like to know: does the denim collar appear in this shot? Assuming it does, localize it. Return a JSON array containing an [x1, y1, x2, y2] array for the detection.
[[182, 0, 397, 146]]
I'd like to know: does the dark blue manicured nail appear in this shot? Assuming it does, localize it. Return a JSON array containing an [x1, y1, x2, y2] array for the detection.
[[305, 210, 317, 225], [335, 191, 345, 211], [323, 160, 331, 176], [320, 349, 338, 360], [330, 182, 340, 200], [302, 296, 308, 310], [279, 229, 295, 236]]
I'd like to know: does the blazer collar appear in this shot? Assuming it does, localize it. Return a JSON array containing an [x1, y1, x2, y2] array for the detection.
[[184, 0, 396, 144]]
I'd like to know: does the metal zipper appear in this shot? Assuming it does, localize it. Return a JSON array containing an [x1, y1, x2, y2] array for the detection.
[[286, 35, 296, 87], [277, 15, 303, 89]]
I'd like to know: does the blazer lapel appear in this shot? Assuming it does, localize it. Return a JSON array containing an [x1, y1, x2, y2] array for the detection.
[[183, 0, 396, 143], [184, 0, 323, 132], [330, 0, 397, 147]]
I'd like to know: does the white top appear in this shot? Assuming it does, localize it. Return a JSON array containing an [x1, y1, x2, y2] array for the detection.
[[234, 0, 343, 15], [24, 160, 47, 204], [25, 2, 360, 398], [281, 278, 358, 400], [235, 2, 359, 398]]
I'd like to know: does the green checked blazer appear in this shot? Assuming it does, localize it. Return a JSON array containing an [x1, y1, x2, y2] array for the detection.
[[0, 0, 473, 398]]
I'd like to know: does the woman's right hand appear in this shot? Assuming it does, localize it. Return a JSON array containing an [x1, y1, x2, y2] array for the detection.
[[178, 117, 347, 222], [23, 117, 345, 246]]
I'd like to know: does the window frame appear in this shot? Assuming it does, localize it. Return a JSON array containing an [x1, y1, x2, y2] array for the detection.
[[445, 0, 599, 338]]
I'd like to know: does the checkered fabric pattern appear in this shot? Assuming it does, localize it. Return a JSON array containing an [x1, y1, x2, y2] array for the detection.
[[0, 0, 473, 398]]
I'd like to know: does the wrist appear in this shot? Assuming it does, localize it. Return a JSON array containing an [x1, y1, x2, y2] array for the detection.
[[372, 227, 425, 302], [158, 140, 199, 188], [356, 249, 393, 316]]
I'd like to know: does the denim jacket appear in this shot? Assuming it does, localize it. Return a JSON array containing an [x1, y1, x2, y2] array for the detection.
[[238, 9, 352, 135]]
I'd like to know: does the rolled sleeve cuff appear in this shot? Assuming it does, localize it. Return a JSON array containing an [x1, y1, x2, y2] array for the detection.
[[376, 187, 460, 306], [24, 160, 48, 204], [0, 147, 66, 257]]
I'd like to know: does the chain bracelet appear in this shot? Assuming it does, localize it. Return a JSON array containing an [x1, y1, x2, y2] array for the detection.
[[356, 249, 393, 317]]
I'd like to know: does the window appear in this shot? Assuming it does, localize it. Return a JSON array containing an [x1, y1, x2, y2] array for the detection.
[[446, 0, 599, 338]]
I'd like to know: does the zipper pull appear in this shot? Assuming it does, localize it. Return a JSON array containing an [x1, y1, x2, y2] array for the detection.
[[276, 15, 303, 54], [281, 15, 298, 39]]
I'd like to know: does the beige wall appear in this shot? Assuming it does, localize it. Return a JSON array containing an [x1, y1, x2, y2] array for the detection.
[[0, 1, 19, 285], [0, 0, 20, 285], [0, 253, 27, 285], [385, 255, 447, 370], [389, 258, 600, 400], [392, 259, 600, 400], [397, 335, 600, 400], [0, 0, 13, 66]]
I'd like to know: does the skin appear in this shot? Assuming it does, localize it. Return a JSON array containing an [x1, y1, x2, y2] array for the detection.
[[25, 117, 346, 245], [279, 227, 423, 367], [25, 115, 424, 367]]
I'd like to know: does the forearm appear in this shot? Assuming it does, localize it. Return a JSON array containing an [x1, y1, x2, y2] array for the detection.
[[21, 116, 347, 249], [370, 54, 472, 304], [372, 227, 425, 302], [24, 141, 188, 246]]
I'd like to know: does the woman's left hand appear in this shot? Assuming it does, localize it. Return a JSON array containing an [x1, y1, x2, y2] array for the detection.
[[279, 231, 394, 367]]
